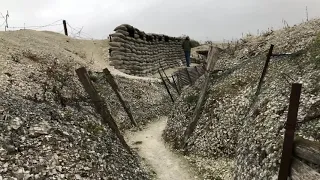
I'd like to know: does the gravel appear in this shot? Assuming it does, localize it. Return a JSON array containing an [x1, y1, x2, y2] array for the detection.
[[163, 19, 320, 179], [0, 30, 172, 179]]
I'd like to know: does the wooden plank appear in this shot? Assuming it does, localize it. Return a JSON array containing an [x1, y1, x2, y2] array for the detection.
[[278, 83, 302, 180], [188, 69, 199, 81], [291, 158, 320, 180], [76, 67, 132, 153], [294, 137, 320, 165], [182, 46, 220, 151], [103, 68, 141, 130]]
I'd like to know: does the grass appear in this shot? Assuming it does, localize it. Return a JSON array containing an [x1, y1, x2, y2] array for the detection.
[[185, 94, 199, 104]]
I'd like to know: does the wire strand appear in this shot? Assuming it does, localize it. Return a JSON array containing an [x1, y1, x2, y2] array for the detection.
[[8, 19, 63, 29], [5, 19, 96, 40]]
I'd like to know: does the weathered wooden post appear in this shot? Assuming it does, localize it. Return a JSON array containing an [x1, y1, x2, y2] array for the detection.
[[255, 44, 274, 97], [103, 68, 141, 130], [63, 20, 68, 36], [278, 83, 302, 180], [76, 67, 131, 153]]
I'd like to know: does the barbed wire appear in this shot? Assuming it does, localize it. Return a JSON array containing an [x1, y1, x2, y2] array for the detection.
[[66, 22, 95, 40], [7, 19, 63, 30], [2, 17, 98, 40]]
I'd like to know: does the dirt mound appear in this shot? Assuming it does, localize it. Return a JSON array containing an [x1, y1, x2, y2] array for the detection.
[[163, 19, 320, 179], [0, 29, 171, 179]]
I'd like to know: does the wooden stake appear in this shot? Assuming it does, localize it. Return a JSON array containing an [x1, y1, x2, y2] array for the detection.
[[103, 68, 141, 130], [76, 67, 131, 153], [171, 75, 180, 95]]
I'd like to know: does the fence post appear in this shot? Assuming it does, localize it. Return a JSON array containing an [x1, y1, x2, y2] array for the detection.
[[103, 68, 141, 130], [63, 20, 68, 36], [278, 83, 302, 180], [75, 67, 132, 153], [182, 46, 220, 151], [4, 10, 9, 32], [177, 70, 182, 92], [158, 69, 174, 102], [255, 44, 274, 97]]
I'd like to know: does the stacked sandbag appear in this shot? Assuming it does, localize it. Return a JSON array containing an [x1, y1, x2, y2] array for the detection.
[[109, 24, 185, 76]]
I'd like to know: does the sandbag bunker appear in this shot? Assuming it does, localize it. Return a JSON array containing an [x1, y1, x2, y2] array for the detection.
[[109, 24, 185, 76]]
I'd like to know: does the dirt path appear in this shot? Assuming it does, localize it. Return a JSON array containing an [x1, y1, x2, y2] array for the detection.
[[126, 117, 200, 180]]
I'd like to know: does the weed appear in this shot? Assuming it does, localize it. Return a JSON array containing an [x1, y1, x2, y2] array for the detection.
[[185, 94, 199, 104], [84, 121, 105, 135]]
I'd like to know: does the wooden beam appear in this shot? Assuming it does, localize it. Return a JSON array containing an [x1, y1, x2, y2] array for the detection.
[[76, 67, 132, 153], [291, 158, 320, 180], [103, 68, 141, 130], [294, 137, 320, 165]]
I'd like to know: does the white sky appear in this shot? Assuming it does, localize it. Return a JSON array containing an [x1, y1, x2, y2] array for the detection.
[[0, 0, 319, 41]]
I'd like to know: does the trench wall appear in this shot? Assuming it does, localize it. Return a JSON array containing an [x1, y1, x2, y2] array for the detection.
[[109, 24, 185, 76]]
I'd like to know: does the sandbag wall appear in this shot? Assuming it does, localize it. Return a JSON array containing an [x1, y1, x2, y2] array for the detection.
[[109, 24, 185, 76]]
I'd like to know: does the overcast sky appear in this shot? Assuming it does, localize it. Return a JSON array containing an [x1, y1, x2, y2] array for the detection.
[[0, 0, 319, 41]]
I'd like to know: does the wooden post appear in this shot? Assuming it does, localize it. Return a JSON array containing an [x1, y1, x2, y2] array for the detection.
[[75, 67, 132, 153], [278, 83, 302, 180], [63, 20, 68, 36], [194, 66, 201, 77], [4, 10, 9, 32], [103, 68, 141, 130], [255, 44, 274, 97], [244, 44, 274, 116], [158, 69, 174, 103], [182, 46, 220, 151]]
